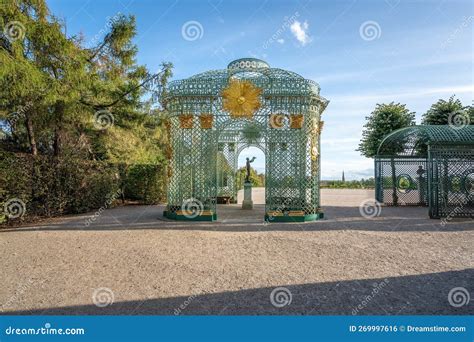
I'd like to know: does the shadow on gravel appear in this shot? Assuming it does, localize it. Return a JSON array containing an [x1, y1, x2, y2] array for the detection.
[[4, 269, 473, 315]]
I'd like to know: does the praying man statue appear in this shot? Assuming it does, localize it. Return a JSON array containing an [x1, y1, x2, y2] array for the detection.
[[245, 157, 256, 183]]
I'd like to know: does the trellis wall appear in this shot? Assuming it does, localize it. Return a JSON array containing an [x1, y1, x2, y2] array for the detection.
[[428, 144, 473, 218], [375, 157, 428, 206], [375, 125, 474, 219]]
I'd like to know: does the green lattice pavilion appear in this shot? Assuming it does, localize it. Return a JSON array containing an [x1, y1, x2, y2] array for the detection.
[[163, 58, 328, 222]]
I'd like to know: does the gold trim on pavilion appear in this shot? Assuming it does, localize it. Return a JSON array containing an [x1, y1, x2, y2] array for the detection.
[[221, 79, 262, 119], [199, 114, 213, 129], [289, 114, 304, 129], [179, 114, 194, 129]]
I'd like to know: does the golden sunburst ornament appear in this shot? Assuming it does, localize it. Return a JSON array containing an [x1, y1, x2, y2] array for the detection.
[[221, 79, 262, 119]]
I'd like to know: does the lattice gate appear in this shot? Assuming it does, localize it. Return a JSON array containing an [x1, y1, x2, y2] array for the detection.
[[428, 144, 474, 218], [375, 157, 428, 206]]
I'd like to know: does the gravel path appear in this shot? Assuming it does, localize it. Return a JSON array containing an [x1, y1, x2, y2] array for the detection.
[[1, 190, 472, 315]]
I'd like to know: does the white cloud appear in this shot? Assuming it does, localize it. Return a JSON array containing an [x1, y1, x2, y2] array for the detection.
[[277, 38, 285, 44], [290, 20, 311, 46]]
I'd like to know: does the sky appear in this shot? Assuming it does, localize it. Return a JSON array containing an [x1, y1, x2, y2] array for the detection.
[[47, 0, 473, 179]]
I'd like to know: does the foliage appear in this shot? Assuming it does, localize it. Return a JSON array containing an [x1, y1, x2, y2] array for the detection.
[[0, 152, 116, 217], [0, 0, 172, 222], [123, 164, 166, 204], [321, 178, 375, 189], [236, 166, 265, 189], [467, 105, 474, 124], [0, 152, 166, 222], [0, 0, 172, 161], [357, 102, 416, 158], [421, 95, 468, 125]]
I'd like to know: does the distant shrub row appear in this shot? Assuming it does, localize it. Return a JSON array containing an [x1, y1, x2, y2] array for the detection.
[[320, 179, 375, 189]]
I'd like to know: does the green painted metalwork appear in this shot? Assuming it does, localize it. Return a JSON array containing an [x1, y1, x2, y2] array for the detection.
[[163, 58, 328, 221], [375, 125, 474, 218], [428, 144, 473, 218], [377, 125, 474, 157]]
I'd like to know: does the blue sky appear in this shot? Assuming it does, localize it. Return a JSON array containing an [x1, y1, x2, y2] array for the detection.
[[47, 0, 473, 179]]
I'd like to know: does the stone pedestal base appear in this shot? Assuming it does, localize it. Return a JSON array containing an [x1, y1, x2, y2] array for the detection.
[[242, 182, 253, 209]]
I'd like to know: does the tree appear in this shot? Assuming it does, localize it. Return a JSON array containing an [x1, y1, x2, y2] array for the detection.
[[467, 105, 474, 125], [357, 102, 415, 158], [236, 166, 264, 189], [0, 0, 172, 163], [358, 102, 415, 206], [0, 0, 174, 218], [421, 95, 464, 125]]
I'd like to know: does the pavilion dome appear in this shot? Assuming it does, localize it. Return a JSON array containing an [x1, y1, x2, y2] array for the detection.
[[166, 58, 328, 105], [377, 125, 474, 157]]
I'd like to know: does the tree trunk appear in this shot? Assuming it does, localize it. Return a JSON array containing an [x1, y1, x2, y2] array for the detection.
[[391, 158, 398, 206], [25, 113, 38, 156]]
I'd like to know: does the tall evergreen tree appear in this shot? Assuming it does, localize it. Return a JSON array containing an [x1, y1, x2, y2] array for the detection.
[[1, 0, 173, 164]]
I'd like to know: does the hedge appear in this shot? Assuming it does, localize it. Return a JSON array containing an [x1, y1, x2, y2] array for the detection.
[[0, 152, 166, 223]]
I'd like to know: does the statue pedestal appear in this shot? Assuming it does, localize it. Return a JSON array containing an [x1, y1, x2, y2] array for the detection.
[[242, 182, 253, 210]]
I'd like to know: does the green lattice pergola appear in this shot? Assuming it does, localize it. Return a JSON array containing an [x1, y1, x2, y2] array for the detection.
[[163, 58, 328, 222], [375, 125, 474, 218]]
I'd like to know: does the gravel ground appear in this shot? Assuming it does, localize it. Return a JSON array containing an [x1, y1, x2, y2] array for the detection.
[[0, 189, 472, 315]]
